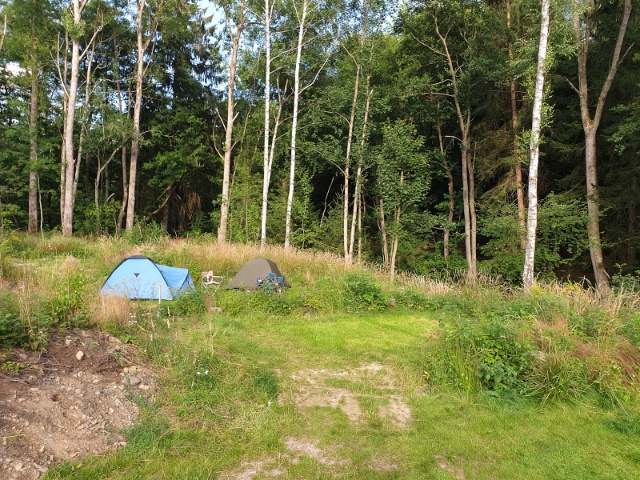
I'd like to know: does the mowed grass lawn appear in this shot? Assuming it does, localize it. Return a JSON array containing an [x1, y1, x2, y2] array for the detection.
[[48, 307, 640, 479]]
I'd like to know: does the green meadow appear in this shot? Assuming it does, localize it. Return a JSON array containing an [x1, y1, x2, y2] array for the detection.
[[2, 235, 640, 479]]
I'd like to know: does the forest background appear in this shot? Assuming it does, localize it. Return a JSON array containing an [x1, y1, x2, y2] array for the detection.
[[0, 0, 639, 290]]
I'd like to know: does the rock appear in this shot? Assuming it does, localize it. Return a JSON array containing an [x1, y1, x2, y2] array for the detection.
[[122, 376, 142, 387], [76, 351, 84, 361], [65, 338, 73, 346]]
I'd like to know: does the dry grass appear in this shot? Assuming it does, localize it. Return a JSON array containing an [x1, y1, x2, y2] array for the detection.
[[92, 295, 134, 327], [534, 279, 640, 317], [396, 272, 456, 295]]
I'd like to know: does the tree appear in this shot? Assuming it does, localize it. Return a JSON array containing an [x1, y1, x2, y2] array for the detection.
[[376, 120, 430, 281], [569, 0, 632, 294], [216, 0, 248, 243], [60, 0, 101, 236], [259, 0, 275, 250], [126, 0, 160, 232], [523, 0, 551, 292]]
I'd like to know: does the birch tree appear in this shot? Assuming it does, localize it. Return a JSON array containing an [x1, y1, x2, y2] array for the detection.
[[284, 0, 331, 248], [60, 0, 103, 236], [126, 0, 160, 232], [216, 0, 247, 243], [259, 0, 274, 250], [522, 0, 551, 292]]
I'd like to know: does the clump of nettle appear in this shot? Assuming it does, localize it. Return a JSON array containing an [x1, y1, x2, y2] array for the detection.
[[422, 285, 640, 405]]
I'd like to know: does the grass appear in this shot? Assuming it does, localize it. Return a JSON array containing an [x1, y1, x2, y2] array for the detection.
[[1, 234, 640, 478]]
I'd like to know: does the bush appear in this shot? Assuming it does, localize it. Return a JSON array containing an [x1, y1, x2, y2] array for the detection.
[[423, 317, 532, 395], [342, 273, 387, 312], [0, 313, 29, 348], [40, 274, 90, 330], [171, 289, 207, 317]]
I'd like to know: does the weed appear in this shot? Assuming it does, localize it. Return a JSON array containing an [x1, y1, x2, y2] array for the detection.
[[0, 312, 29, 347], [41, 274, 90, 330], [171, 289, 207, 317], [343, 273, 387, 312]]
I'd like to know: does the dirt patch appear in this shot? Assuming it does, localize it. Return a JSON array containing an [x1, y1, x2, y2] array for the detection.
[[282, 363, 411, 428], [0, 329, 158, 480], [218, 437, 347, 479]]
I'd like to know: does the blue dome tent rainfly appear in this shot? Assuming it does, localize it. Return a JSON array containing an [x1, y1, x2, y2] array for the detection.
[[100, 255, 195, 300]]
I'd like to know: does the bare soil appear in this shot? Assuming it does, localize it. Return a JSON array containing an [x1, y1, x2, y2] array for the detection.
[[0, 329, 157, 480]]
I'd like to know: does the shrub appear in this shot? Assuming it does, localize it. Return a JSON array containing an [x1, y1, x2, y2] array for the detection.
[[423, 317, 532, 395], [40, 274, 90, 330], [342, 273, 387, 312], [171, 289, 207, 317], [392, 289, 434, 310], [0, 313, 29, 348]]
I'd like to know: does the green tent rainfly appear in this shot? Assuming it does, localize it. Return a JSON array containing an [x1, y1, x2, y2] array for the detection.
[[226, 257, 287, 290]]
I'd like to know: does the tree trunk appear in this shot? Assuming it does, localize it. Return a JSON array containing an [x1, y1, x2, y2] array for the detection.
[[436, 100, 454, 259], [126, 0, 146, 231], [434, 15, 475, 279], [343, 63, 361, 264], [627, 174, 637, 267], [285, 0, 308, 249], [218, 1, 245, 244], [260, 0, 272, 250], [349, 81, 372, 259], [584, 128, 609, 290], [127, 0, 157, 232], [507, 0, 526, 249], [573, 0, 632, 294], [468, 147, 477, 275], [523, 0, 551, 292], [389, 170, 404, 282], [379, 198, 389, 269], [61, 2, 82, 237], [28, 61, 38, 234]]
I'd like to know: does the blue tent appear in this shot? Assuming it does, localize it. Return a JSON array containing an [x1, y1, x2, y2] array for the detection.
[[100, 255, 195, 300]]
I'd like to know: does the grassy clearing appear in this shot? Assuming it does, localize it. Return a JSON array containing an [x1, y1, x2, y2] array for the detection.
[[1, 234, 640, 478]]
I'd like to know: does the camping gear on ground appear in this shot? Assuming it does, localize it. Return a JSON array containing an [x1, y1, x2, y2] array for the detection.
[[200, 271, 225, 292], [226, 257, 288, 291], [101, 255, 195, 300], [257, 272, 286, 291]]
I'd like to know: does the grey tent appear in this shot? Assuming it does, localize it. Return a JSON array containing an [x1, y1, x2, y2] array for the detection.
[[226, 257, 288, 290]]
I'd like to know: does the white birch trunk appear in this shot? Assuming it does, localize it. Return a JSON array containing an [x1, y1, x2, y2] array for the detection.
[[260, 0, 272, 250], [61, 0, 82, 236], [523, 0, 551, 292], [218, 1, 245, 244], [285, 0, 308, 249], [126, 0, 148, 232]]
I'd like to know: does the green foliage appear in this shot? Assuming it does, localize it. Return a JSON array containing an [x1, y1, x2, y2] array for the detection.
[[125, 220, 168, 245], [0, 313, 29, 348], [342, 273, 388, 312], [424, 317, 532, 395], [481, 195, 588, 284], [171, 289, 207, 317], [40, 274, 90, 330], [392, 289, 434, 310]]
